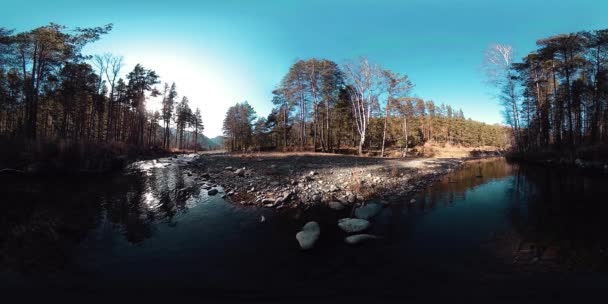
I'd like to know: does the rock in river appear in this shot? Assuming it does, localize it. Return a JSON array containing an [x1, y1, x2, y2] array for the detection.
[[338, 218, 370, 233], [296, 221, 320, 250], [345, 234, 379, 245], [328, 201, 345, 211], [354, 203, 382, 220], [208, 189, 219, 195]]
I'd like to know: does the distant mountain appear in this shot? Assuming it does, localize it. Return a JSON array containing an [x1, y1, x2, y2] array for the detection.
[[209, 136, 225, 147], [169, 128, 222, 150], [197, 134, 222, 150]]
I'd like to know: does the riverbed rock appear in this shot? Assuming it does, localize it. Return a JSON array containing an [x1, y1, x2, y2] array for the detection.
[[208, 189, 219, 195], [354, 203, 382, 220], [338, 218, 370, 233], [261, 198, 275, 204], [296, 221, 320, 250], [328, 201, 345, 211], [235, 168, 245, 176], [345, 234, 379, 245]]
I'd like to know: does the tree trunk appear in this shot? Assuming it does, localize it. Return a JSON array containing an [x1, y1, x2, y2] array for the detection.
[[381, 103, 389, 157]]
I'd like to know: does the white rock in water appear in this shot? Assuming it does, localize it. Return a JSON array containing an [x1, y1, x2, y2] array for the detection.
[[345, 234, 379, 245], [410, 198, 416, 204], [328, 201, 345, 211], [235, 168, 245, 176], [296, 221, 320, 250], [338, 218, 370, 233], [354, 203, 382, 219]]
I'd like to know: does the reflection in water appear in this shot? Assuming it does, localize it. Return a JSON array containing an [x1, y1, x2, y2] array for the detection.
[[1, 157, 608, 296], [0, 157, 206, 272], [414, 159, 608, 271]]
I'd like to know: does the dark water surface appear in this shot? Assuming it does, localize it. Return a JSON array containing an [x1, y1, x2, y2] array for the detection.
[[1, 156, 608, 301]]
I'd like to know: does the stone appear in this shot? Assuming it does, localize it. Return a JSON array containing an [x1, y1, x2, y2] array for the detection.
[[309, 171, 318, 176], [410, 198, 416, 204], [235, 168, 245, 176], [261, 198, 274, 204], [338, 218, 370, 233], [354, 203, 382, 220], [345, 234, 379, 245], [282, 191, 293, 202], [329, 185, 339, 192], [296, 221, 320, 250], [328, 201, 345, 211], [225, 166, 233, 171], [208, 189, 219, 195]]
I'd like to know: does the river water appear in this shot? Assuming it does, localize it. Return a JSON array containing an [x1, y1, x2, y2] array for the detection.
[[1, 156, 607, 300]]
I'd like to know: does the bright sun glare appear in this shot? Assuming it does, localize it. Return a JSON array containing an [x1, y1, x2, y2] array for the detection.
[[125, 48, 245, 137]]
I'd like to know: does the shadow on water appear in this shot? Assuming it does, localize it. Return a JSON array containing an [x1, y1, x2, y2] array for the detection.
[[1, 156, 607, 300]]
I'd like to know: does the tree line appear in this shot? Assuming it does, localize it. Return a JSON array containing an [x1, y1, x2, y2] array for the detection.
[[0, 23, 204, 152], [224, 58, 509, 155], [484, 28, 608, 153]]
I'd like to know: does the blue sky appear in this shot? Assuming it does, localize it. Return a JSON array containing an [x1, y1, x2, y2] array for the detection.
[[2, 0, 607, 137]]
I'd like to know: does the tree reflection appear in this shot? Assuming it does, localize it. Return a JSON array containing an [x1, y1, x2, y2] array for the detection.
[[504, 165, 608, 270], [0, 162, 204, 273]]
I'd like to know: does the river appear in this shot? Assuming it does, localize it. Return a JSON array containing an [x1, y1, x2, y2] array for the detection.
[[1, 156, 607, 300]]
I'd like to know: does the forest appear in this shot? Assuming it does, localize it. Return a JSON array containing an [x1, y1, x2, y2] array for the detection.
[[223, 58, 509, 155], [0, 24, 205, 169], [4, 23, 608, 164], [483, 29, 608, 159], [223, 28, 608, 161]]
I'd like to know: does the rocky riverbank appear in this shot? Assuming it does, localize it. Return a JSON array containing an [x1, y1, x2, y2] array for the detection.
[[187, 152, 496, 210]]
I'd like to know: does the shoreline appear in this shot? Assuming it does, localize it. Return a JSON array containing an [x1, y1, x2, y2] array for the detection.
[[506, 154, 608, 173], [188, 152, 504, 210]]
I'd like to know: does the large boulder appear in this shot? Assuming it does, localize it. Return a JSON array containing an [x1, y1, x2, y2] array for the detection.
[[296, 221, 320, 250], [345, 234, 379, 245], [354, 203, 382, 220], [208, 189, 219, 195], [338, 218, 370, 233], [235, 168, 245, 176]]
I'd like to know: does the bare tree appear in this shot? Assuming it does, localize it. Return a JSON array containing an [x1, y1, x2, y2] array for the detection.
[[484, 44, 521, 150], [344, 58, 383, 155], [100, 53, 123, 141]]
